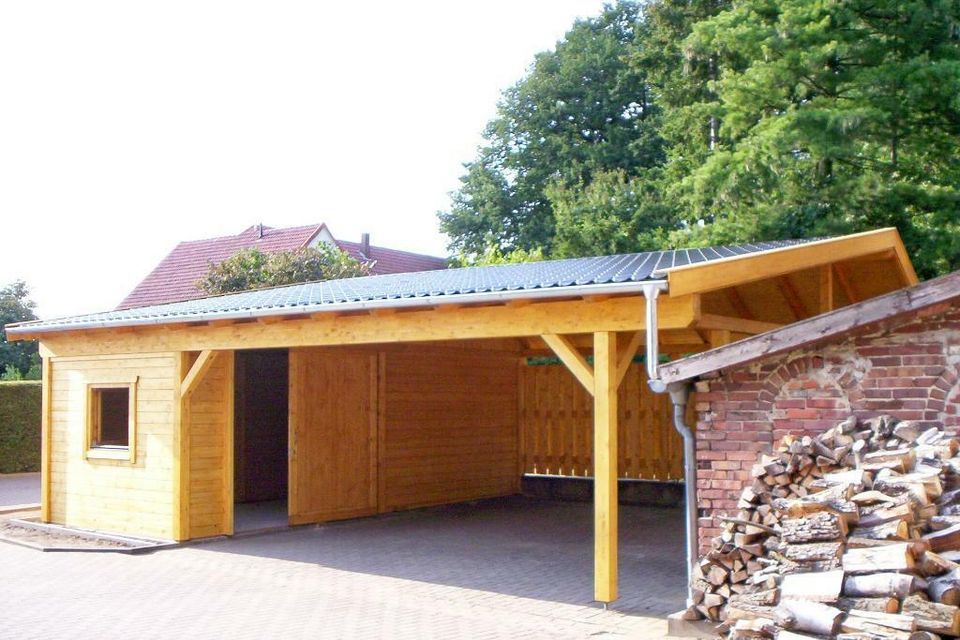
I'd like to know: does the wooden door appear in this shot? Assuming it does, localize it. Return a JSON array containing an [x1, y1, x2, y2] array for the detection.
[[288, 347, 378, 525]]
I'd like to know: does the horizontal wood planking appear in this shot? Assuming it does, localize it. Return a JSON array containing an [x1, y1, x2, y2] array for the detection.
[[381, 348, 520, 512], [519, 361, 685, 480], [48, 353, 178, 539]]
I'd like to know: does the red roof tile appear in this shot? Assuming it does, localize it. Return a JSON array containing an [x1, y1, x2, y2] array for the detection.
[[117, 224, 447, 310]]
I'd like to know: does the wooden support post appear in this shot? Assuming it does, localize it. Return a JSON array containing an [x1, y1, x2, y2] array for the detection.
[[594, 331, 618, 603], [173, 352, 190, 541], [39, 354, 52, 522], [221, 350, 235, 536], [820, 265, 834, 314], [709, 329, 733, 349]]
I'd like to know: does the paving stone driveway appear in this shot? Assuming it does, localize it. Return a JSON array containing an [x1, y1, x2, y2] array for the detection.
[[1, 497, 685, 639], [0, 472, 40, 507]]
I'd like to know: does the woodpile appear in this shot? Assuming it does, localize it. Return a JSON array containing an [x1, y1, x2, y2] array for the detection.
[[688, 415, 960, 639]]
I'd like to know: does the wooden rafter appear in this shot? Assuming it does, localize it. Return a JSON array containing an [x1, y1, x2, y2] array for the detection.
[[542, 334, 595, 395], [725, 287, 753, 320], [820, 265, 834, 313], [834, 264, 858, 304], [777, 276, 809, 320], [180, 350, 220, 398]]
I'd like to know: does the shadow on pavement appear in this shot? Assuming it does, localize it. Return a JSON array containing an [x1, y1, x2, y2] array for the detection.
[[200, 495, 687, 617]]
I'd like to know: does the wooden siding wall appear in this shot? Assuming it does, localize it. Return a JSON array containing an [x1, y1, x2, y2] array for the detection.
[[519, 362, 685, 480], [184, 351, 233, 539], [380, 348, 520, 511], [49, 353, 177, 539]]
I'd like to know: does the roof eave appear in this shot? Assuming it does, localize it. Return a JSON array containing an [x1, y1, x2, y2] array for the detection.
[[5, 279, 669, 341]]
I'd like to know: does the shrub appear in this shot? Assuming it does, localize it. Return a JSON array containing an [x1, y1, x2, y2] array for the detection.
[[0, 381, 41, 473]]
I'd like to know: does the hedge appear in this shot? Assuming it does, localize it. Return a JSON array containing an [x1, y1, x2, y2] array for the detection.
[[0, 381, 41, 473]]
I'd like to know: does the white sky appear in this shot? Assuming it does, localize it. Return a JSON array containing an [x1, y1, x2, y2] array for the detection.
[[0, 1, 606, 320]]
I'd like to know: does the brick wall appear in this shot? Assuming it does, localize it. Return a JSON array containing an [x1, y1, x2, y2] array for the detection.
[[693, 304, 960, 553]]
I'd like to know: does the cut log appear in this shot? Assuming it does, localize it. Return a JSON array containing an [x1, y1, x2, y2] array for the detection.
[[926, 524, 960, 553], [863, 448, 917, 472], [844, 610, 918, 632], [776, 599, 843, 636], [852, 519, 910, 540], [843, 542, 916, 573], [731, 617, 777, 638], [920, 552, 960, 579], [782, 542, 844, 566], [836, 597, 901, 613], [844, 572, 926, 598], [840, 615, 914, 639], [901, 594, 960, 636], [780, 570, 844, 603], [859, 503, 916, 528], [782, 512, 848, 544], [929, 570, 960, 606]]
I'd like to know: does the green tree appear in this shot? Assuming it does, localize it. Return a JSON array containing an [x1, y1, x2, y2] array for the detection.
[[670, 0, 960, 277], [0, 281, 39, 378], [198, 245, 372, 296], [439, 1, 669, 259]]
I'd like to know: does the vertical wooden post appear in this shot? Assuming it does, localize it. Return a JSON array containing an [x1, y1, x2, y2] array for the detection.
[[221, 350, 235, 536], [39, 353, 52, 522], [709, 329, 733, 349], [172, 352, 190, 541], [819, 265, 834, 314], [594, 331, 618, 603]]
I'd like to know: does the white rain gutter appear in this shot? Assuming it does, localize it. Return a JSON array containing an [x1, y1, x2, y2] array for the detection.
[[6, 278, 670, 337]]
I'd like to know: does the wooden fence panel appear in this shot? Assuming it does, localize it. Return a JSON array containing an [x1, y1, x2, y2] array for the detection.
[[519, 361, 687, 480]]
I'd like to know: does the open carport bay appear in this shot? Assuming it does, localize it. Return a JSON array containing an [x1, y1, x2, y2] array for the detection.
[[0, 497, 686, 639]]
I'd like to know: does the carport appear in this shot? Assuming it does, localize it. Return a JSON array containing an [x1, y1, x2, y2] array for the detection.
[[6, 228, 916, 605]]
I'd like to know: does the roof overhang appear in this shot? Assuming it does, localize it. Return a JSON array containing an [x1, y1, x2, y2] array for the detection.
[[658, 269, 960, 385]]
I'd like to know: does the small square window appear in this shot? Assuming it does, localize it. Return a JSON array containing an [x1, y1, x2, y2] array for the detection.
[[87, 382, 137, 461], [92, 388, 129, 447]]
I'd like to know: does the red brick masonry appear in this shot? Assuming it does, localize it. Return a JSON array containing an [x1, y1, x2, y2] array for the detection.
[[693, 304, 960, 552]]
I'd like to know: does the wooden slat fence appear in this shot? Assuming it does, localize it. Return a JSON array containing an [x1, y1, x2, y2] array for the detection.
[[519, 361, 687, 480]]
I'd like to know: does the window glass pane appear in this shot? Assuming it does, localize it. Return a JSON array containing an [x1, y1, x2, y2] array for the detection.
[[97, 388, 129, 446]]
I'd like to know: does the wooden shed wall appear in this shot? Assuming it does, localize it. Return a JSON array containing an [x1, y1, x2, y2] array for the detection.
[[519, 361, 685, 481], [380, 348, 520, 511], [184, 351, 233, 539], [49, 353, 177, 539]]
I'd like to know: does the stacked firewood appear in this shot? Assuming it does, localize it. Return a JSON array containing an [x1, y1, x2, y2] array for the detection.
[[690, 414, 960, 639]]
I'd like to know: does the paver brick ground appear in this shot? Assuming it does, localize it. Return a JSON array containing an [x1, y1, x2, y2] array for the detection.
[[0, 472, 40, 507], [1, 496, 686, 639]]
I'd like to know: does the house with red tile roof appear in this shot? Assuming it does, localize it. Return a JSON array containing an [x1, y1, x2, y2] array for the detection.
[[117, 223, 447, 309]]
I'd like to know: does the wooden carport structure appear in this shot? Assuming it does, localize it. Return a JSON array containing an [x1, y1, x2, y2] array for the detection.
[[6, 228, 916, 604]]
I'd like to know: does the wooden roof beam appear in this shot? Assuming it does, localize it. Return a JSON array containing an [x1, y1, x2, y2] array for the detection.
[[542, 333, 595, 395], [697, 313, 783, 335], [180, 350, 220, 398], [725, 287, 753, 320]]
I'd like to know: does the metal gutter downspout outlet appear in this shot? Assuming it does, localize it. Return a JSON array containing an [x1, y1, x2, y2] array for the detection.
[[667, 381, 697, 607], [642, 282, 698, 607]]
